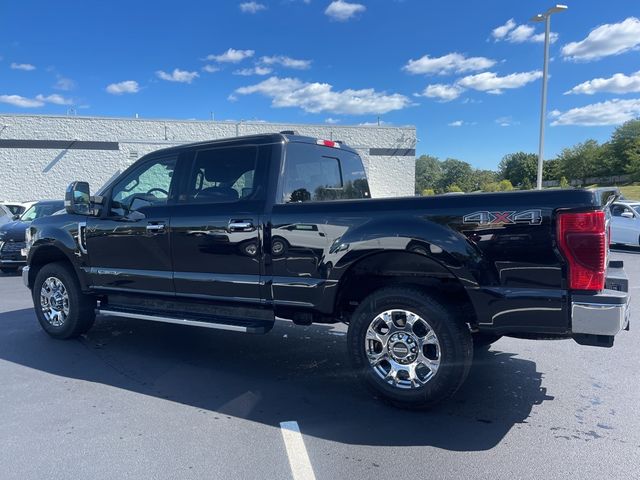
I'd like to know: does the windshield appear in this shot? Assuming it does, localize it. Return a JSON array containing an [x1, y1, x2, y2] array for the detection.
[[20, 203, 62, 221]]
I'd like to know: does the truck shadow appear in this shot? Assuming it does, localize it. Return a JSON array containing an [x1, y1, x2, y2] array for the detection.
[[0, 307, 553, 451]]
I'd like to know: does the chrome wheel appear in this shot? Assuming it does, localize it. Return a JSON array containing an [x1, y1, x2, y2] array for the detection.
[[40, 276, 70, 327], [365, 309, 441, 389]]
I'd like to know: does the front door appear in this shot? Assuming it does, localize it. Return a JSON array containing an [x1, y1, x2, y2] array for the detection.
[[170, 144, 271, 305], [86, 154, 179, 295]]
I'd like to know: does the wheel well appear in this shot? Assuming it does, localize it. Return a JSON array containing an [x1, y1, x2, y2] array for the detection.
[[334, 251, 477, 326], [28, 246, 75, 289]]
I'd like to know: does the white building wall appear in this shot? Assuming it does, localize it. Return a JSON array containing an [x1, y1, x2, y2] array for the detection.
[[0, 114, 416, 201]]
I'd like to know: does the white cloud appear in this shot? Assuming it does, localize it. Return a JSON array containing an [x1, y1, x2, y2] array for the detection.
[[491, 19, 557, 44], [0, 94, 44, 107], [417, 83, 464, 102], [106, 80, 140, 95], [156, 68, 199, 83], [10, 62, 35, 71], [54, 76, 76, 91], [35, 94, 73, 105], [359, 120, 391, 126], [565, 71, 640, 95], [457, 70, 542, 94], [495, 116, 519, 127], [206, 48, 255, 63], [239, 2, 267, 13], [448, 120, 464, 127], [492, 18, 516, 40], [325, 1, 365, 21], [234, 76, 411, 115], [260, 55, 311, 70], [325, 117, 340, 124], [202, 64, 220, 73], [233, 66, 273, 76], [0, 93, 73, 107], [562, 17, 640, 61], [550, 98, 640, 126], [403, 52, 496, 76]]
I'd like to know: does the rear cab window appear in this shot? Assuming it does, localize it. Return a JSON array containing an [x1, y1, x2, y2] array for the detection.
[[281, 142, 370, 203]]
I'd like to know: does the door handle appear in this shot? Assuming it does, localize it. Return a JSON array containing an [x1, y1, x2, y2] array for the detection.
[[228, 220, 255, 232], [146, 222, 166, 233]]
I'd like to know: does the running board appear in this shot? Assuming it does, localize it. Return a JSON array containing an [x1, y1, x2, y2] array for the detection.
[[96, 308, 272, 334]]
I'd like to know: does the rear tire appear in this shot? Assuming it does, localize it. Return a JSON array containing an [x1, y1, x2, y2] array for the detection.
[[33, 261, 96, 339], [347, 287, 473, 409]]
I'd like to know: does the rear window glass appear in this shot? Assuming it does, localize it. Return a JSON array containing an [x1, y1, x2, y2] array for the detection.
[[282, 143, 370, 203]]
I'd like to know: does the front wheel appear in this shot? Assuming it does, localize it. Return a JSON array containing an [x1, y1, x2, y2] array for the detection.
[[33, 262, 96, 339], [347, 287, 473, 409]]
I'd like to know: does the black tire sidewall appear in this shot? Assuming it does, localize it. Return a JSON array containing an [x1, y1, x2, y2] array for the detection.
[[33, 262, 93, 339], [348, 287, 472, 408]]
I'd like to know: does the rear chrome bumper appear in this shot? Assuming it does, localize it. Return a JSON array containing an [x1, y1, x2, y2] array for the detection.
[[572, 291, 630, 336], [22, 265, 30, 288], [572, 261, 630, 347]]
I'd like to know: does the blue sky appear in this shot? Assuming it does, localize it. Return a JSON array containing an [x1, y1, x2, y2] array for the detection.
[[1, 0, 639, 169]]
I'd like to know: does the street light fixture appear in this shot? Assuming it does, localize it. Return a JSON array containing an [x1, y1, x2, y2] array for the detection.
[[531, 4, 568, 190]]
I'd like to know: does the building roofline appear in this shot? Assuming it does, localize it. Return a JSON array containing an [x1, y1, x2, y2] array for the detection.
[[0, 112, 416, 131]]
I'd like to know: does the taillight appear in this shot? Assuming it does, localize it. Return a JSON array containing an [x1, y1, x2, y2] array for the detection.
[[557, 210, 607, 291]]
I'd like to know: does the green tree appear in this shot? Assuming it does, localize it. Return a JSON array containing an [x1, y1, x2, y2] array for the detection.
[[499, 152, 537, 187], [560, 176, 570, 188], [609, 119, 640, 180], [415, 155, 442, 194], [556, 139, 602, 184], [446, 184, 463, 193], [498, 179, 514, 191], [543, 158, 562, 181], [421, 188, 435, 196], [521, 177, 533, 190], [474, 169, 498, 192], [439, 158, 474, 192]]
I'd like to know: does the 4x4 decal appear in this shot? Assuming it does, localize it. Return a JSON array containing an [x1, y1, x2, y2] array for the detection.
[[463, 209, 543, 225]]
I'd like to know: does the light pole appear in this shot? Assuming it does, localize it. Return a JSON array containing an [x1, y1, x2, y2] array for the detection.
[[531, 4, 567, 190]]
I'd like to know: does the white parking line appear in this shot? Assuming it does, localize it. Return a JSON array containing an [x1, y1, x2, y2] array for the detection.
[[279, 421, 317, 480]]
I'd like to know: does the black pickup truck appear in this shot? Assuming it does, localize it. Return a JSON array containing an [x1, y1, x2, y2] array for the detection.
[[22, 133, 630, 408]]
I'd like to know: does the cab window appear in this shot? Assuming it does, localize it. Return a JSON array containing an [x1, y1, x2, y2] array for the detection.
[[282, 143, 370, 203], [186, 146, 258, 204], [110, 156, 177, 216]]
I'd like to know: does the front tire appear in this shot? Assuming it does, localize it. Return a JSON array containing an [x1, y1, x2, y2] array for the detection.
[[347, 287, 473, 409], [33, 262, 96, 339]]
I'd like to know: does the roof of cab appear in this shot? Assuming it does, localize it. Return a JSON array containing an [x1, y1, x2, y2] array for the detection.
[[149, 132, 358, 156]]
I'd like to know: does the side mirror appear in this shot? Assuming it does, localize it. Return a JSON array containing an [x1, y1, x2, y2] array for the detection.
[[65, 181, 91, 215], [12, 214, 20, 221], [621, 211, 634, 219]]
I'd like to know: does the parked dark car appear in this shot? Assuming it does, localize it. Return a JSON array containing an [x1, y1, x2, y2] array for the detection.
[[0, 200, 63, 274], [22, 133, 630, 408]]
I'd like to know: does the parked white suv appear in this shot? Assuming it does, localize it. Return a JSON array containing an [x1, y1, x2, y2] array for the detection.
[[611, 201, 640, 247]]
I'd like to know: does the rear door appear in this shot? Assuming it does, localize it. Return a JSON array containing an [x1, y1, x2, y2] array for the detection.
[[269, 142, 370, 308], [170, 143, 272, 305]]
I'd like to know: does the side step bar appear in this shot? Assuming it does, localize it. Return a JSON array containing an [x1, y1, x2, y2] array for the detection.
[[96, 308, 272, 334]]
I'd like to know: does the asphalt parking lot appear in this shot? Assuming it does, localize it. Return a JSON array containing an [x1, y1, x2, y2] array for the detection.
[[1, 250, 639, 480]]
